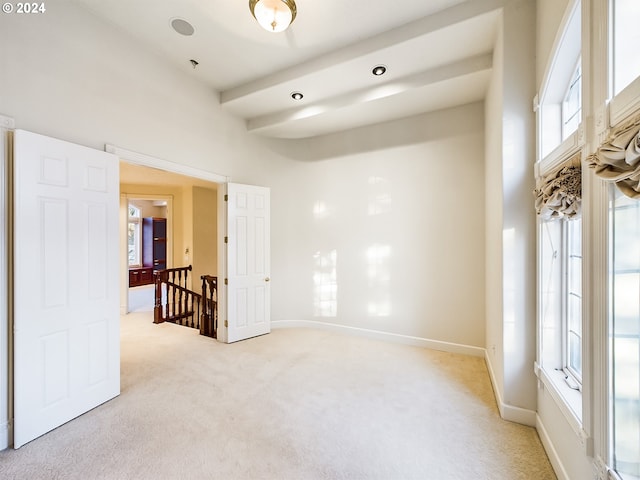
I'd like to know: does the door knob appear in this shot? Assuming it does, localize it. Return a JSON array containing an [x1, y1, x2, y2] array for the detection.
[[265, 277, 270, 282]]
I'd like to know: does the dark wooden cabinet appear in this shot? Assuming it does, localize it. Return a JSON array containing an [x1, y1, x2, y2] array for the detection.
[[128, 267, 153, 287], [129, 217, 167, 288], [143, 217, 166, 271]]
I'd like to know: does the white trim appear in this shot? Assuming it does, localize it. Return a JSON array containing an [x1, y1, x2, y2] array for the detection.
[[216, 185, 228, 344], [536, 414, 571, 480], [0, 115, 15, 130], [271, 320, 486, 357], [105, 144, 230, 184], [484, 351, 537, 426], [0, 420, 10, 451], [535, 364, 589, 445], [609, 75, 640, 127], [538, 131, 581, 178], [0, 116, 12, 450]]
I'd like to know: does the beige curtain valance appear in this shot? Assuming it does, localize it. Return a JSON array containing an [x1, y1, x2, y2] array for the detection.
[[588, 113, 640, 199], [534, 152, 582, 220]]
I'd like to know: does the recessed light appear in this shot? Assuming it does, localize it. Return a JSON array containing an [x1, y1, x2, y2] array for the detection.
[[291, 92, 304, 100], [170, 18, 195, 36], [372, 65, 387, 76]]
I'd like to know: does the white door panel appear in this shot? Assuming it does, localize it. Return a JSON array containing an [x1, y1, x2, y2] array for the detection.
[[226, 183, 270, 343], [13, 130, 120, 448]]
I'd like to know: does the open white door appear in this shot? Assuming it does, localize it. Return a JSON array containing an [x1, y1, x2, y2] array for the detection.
[[13, 130, 120, 448], [226, 183, 270, 343]]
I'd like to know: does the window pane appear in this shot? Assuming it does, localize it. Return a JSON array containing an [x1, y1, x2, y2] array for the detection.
[[567, 218, 582, 379], [562, 64, 582, 141], [613, 0, 640, 95], [128, 222, 140, 266], [541, 220, 562, 368], [611, 188, 640, 479]]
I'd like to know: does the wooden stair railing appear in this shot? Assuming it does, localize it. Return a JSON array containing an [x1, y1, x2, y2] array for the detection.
[[153, 267, 219, 339], [153, 265, 202, 329], [200, 275, 218, 339]]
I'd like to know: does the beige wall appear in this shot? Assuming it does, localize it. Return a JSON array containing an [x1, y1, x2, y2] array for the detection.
[[129, 199, 167, 219], [192, 187, 218, 287], [182, 185, 194, 283]]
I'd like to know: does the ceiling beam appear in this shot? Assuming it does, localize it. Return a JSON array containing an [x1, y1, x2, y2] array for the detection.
[[221, 0, 505, 104], [246, 53, 493, 133]]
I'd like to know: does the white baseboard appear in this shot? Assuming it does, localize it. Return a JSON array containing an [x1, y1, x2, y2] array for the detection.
[[484, 350, 537, 427], [271, 320, 486, 358], [536, 414, 570, 480]]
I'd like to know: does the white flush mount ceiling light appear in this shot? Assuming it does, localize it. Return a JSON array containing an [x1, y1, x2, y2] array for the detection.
[[249, 0, 297, 33]]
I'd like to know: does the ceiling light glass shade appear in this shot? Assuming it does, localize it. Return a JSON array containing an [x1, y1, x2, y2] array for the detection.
[[249, 0, 297, 33]]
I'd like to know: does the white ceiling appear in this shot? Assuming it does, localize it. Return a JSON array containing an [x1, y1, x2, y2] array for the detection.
[[73, 0, 502, 139]]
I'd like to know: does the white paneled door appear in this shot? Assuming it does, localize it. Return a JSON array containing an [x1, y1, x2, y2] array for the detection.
[[226, 183, 271, 343], [13, 130, 120, 448]]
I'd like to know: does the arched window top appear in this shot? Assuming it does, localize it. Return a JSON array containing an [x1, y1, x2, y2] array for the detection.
[[538, 0, 582, 162]]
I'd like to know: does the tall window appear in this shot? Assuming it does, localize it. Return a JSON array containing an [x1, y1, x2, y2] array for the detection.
[[610, 188, 640, 479], [536, 1, 583, 421], [128, 204, 142, 267], [540, 216, 583, 396]]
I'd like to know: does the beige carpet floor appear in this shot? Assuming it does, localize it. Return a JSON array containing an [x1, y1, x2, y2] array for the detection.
[[0, 313, 556, 479]]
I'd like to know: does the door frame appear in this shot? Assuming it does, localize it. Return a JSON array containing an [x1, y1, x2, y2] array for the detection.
[[106, 145, 230, 342], [0, 114, 14, 450]]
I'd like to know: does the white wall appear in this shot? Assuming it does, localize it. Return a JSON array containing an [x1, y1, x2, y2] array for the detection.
[[0, 2, 288, 184], [268, 103, 487, 350], [484, 0, 538, 425], [485, 16, 505, 405]]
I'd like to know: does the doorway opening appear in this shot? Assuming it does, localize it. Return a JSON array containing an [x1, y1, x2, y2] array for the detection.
[[112, 146, 228, 342]]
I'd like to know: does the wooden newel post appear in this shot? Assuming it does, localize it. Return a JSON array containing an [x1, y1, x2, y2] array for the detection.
[[153, 271, 164, 324]]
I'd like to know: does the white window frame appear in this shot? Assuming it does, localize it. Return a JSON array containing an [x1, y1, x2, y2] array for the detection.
[[535, 0, 585, 438], [606, 2, 640, 478], [608, 185, 640, 480], [536, 186, 584, 423], [609, 0, 640, 126]]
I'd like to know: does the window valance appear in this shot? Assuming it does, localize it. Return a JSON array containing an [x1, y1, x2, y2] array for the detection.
[[588, 114, 640, 199], [534, 152, 582, 220]]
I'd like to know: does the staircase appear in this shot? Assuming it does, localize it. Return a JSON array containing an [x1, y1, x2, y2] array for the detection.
[[153, 265, 218, 338]]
